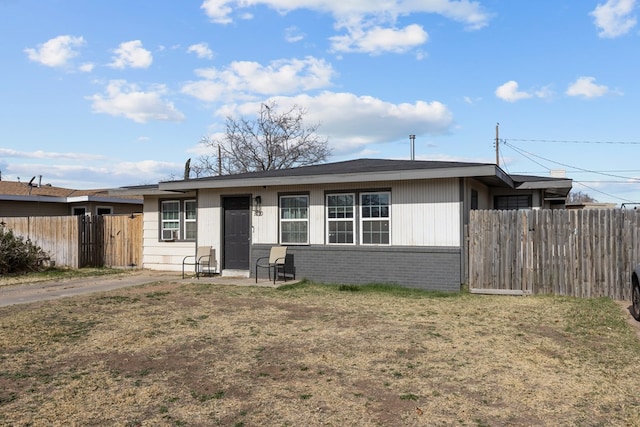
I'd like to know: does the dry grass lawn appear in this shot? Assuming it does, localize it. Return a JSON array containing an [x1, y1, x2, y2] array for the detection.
[[1, 279, 640, 426]]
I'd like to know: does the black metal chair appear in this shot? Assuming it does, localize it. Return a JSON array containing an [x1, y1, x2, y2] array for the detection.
[[275, 253, 296, 282], [255, 246, 287, 283], [182, 246, 217, 279]]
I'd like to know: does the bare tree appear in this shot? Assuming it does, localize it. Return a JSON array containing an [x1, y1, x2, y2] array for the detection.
[[194, 101, 331, 176], [567, 190, 597, 204]]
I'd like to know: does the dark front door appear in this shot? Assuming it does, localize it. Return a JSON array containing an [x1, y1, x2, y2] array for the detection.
[[223, 196, 251, 270]]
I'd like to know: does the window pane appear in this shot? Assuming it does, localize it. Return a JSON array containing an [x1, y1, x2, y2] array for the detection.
[[162, 201, 179, 220], [327, 195, 354, 219], [281, 221, 308, 244], [185, 221, 197, 240], [329, 221, 354, 244], [362, 220, 389, 245], [281, 196, 308, 219], [361, 192, 389, 219], [185, 200, 197, 220], [495, 195, 531, 210]]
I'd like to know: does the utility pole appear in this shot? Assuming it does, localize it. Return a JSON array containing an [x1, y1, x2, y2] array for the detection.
[[495, 123, 500, 166]]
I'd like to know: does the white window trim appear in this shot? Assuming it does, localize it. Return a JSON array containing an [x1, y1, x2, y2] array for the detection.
[[359, 191, 391, 246], [161, 200, 181, 241], [326, 193, 356, 245], [184, 199, 197, 240], [279, 194, 309, 245]]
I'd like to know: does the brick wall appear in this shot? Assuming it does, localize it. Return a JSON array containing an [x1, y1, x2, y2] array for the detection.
[[252, 244, 461, 292]]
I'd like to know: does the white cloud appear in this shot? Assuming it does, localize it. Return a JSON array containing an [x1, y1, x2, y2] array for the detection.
[[463, 96, 483, 105], [200, 0, 490, 54], [330, 24, 428, 54], [187, 42, 214, 59], [108, 40, 153, 69], [285, 26, 305, 43], [201, 0, 490, 28], [181, 56, 335, 102], [495, 81, 533, 102], [201, 0, 234, 24], [590, 0, 637, 38], [566, 76, 610, 98], [24, 35, 86, 68], [87, 80, 185, 123], [214, 92, 454, 155], [113, 159, 180, 177], [0, 148, 107, 161], [79, 63, 95, 73], [1, 150, 181, 188], [494, 81, 553, 102], [6, 160, 181, 188]]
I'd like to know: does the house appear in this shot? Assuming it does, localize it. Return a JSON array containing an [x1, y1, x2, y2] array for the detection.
[[114, 159, 572, 291], [566, 202, 618, 210], [0, 178, 143, 217]]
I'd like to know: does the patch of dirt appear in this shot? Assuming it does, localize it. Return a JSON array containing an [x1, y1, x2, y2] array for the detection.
[[617, 300, 640, 340], [1, 282, 640, 426]]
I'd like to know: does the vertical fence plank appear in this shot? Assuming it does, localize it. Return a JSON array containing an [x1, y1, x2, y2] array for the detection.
[[469, 209, 640, 300], [0, 214, 142, 269]]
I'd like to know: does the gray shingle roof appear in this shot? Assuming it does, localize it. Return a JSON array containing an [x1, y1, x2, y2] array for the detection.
[[167, 158, 493, 183]]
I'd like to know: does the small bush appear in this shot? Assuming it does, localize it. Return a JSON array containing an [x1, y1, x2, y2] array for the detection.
[[0, 227, 50, 275]]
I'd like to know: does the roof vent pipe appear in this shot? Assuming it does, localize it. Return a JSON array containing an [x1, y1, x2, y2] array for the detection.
[[409, 134, 415, 160]]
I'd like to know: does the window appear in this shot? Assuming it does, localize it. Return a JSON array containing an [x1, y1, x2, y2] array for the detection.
[[326, 193, 355, 244], [494, 195, 532, 210], [97, 206, 113, 216], [360, 192, 390, 245], [280, 195, 309, 244], [161, 201, 180, 240], [72, 207, 86, 216], [184, 200, 197, 240], [471, 190, 478, 210], [160, 199, 197, 241]]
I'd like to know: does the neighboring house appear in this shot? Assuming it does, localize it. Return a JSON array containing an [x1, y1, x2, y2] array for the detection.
[[0, 179, 143, 217], [566, 202, 618, 210], [114, 158, 572, 291]]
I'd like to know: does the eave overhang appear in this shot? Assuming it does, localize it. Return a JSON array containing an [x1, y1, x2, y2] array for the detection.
[[158, 164, 515, 191]]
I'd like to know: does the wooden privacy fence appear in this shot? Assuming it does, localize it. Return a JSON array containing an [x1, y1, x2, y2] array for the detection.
[[468, 209, 640, 300], [0, 214, 143, 269]]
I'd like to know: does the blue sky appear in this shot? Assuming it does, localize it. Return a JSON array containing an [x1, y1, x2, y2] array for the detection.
[[1, 0, 639, 205]]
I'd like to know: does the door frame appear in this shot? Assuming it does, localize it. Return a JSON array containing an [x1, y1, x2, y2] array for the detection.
[[221, 195, 252, 270]]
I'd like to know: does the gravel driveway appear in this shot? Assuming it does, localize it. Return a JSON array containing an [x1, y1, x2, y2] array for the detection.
[[0, 270, 179, 307]]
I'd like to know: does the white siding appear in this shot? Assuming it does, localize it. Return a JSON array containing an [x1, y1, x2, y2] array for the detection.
[[391, 179, 461, 246], [252, 191, 279, 244], [197, 189, 221, 250], [141, 197, 195, 272], [237, 179, 462, 247], [143, 178, 465, 271]]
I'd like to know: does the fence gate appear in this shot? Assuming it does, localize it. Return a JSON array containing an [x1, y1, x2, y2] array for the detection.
[[79, 215, 103, 268], [79, 214, 143, 268], [1, 214, 143, 269]]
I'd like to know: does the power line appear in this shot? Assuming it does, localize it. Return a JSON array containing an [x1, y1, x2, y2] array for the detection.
[[503, 140, 640, 182], [518, 169, 640, 175], [572, 182, 636, 204], [507, 138, 640, 145], [517, 170, 640, 175], [501, 140, 640, 203], [573, 181, 640, 184]]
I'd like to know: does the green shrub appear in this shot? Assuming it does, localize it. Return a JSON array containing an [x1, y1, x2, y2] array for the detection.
[[0, 227, 50, 275]]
